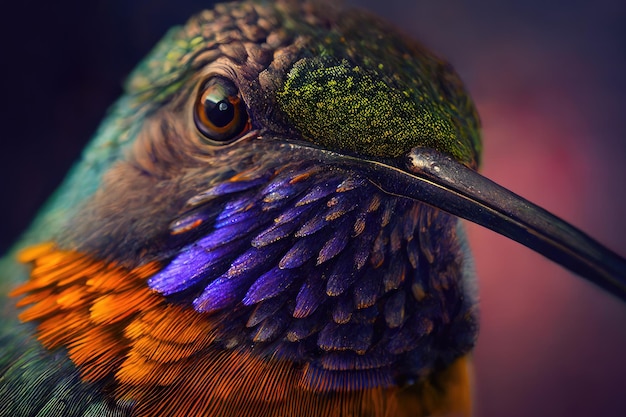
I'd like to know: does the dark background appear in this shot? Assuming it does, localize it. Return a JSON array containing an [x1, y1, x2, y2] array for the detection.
[[2, 1, 625, 416]]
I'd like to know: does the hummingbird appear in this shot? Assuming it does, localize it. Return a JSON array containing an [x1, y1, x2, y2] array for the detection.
[[1, 1, 625, 417]]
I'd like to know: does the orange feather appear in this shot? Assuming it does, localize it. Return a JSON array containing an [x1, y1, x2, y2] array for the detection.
[[12, 243, 472, 416]]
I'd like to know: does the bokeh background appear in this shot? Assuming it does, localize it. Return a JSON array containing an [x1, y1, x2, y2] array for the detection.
[[1, 1, 625, 416]]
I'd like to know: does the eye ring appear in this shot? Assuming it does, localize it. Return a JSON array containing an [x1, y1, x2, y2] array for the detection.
[[194, 76, 250, 143]]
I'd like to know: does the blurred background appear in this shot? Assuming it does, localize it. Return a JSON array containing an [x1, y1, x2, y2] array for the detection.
[[1, 1, 625, 416]]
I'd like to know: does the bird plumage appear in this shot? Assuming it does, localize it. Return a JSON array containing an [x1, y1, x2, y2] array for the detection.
[[2, 1, 624, 417], [1, 2, 479, 415]]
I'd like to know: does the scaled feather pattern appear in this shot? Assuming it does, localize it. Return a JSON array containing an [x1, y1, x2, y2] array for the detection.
[[1, 1, 483, 416], [148, 151, 478, 390]]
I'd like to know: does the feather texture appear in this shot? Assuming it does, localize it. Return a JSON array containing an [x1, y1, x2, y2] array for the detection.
[[9, 243, 473, 416], [2, 1, 483, 415]]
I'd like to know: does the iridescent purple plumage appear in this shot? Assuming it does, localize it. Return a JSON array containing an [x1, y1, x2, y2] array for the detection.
[[148, 157, 478, 389]]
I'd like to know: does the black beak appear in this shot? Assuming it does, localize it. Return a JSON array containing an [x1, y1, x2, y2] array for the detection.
[[315, 145, 626, 301]]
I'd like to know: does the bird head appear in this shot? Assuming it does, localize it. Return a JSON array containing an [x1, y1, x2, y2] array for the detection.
[[9, 1, 625, 415]]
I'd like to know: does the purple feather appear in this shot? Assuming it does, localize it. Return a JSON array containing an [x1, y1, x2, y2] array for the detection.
[[370, 229, 388, 268], [246, 294, 288, 327], [326, 255, 358, 297], [197, 216, 259, 250], [353, 269, 381, 309], [406, 238, 420, 269], [225, 243, 285, 278], [251, 312, 289, 343], [295, 214, 329, 237], [188, 175, 269, 204], [295, 180, 341, 206], [317, 220, 352, 265], [243, 267, 296, 305], [262, 180, 309, 204], [293, 271, 326, 318], [279, 238, 318, 269], [273, 203, 317, 225], [213, 209, 261, 229], [335, 177, 366, 193], [252, 220, 300, 248], [148, 240, 242, 294], [324, 194, 357, 221], [286, 310, 323, 342], [385, 316, 434, 355], [403, 204, 421, 240], [351, 305, 379, 324], [351, 218, 379, 270], [384, 290, 406, 328], [332, 293, 354, 324], [216, 195, 256, 222], [193, 275, 250, 313], [383, 255, 406, 292], [317, 322, 373, 354]]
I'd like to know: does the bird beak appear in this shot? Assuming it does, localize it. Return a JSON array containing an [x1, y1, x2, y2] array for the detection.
[[311, 145, 626, 301]]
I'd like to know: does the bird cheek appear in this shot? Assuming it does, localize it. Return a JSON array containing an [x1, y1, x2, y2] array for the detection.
[[128, 114, 196, 177]]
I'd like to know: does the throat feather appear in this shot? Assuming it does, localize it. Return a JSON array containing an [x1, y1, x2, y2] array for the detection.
[[12, 243, 473, 416]]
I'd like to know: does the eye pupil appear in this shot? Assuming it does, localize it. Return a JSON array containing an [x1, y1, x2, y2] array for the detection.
[[205, 99, 234, 128], [194, 77, 249, 143]]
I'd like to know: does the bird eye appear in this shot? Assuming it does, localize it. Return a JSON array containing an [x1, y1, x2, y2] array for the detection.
[[194, 76, 249, 143]]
